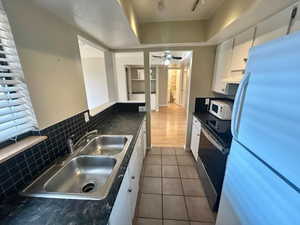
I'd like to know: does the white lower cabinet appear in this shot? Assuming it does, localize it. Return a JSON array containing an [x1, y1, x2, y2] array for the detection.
[[108, 169, 131, 225], [108, 121, 146, 225], [142, 119, 147, 158], [191, 116, 201, 161]]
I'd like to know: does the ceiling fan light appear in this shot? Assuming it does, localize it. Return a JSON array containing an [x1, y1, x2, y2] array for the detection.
[[164, 59, 171, 65]]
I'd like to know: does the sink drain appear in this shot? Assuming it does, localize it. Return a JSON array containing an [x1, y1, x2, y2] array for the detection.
[[82, 182, 96, 193]]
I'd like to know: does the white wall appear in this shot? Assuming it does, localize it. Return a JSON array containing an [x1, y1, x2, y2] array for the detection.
[[158, 67, 168, 106], [81, 57, 110, 115], [3, 0, 118, 129], [114, 52, 144, 101]]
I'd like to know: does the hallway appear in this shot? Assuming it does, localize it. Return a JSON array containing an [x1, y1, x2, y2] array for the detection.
[[151, 104, 187, 148]]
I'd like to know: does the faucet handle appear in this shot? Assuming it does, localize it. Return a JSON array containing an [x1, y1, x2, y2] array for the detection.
[[69, 134, 75, 139]]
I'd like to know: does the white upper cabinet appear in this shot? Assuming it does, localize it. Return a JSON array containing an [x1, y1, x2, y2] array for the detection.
[[231, 28, 255, 72], [254, 5, 293, 46], [212, 39, 234, 94]]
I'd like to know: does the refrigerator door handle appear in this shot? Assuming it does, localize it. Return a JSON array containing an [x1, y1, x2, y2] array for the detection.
[[231, 72, 251, 140]]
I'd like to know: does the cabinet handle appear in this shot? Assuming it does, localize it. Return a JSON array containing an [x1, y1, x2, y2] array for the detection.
[[128, 189, 132, 193], [131, 176, 135, 180], [197, 134, 200, 137]]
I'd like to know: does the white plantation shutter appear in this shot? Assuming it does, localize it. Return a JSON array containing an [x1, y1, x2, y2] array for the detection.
[[0, 2, 37, 143]]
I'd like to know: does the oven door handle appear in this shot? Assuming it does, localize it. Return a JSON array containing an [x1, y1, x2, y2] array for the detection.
[[202, 128, 227, 154]]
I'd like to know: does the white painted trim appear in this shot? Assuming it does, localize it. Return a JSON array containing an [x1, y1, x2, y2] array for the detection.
[[118, 100, 145, 103], [89, 101, 117, 116], [0, 136, 48, 164], [77, 35, 108, 52]]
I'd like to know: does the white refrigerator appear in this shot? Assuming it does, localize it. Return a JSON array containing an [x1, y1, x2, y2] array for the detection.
[[216, 32, 300, 225]]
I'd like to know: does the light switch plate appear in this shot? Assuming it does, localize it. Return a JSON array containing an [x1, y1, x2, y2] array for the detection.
[[139, 106, 146, 112], [84, 112, 90, 122], [205, 98, 210, 105]]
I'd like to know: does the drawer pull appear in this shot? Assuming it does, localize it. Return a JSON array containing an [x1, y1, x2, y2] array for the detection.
[[131, 176, 135, 180], [128, 189, 132, 193]]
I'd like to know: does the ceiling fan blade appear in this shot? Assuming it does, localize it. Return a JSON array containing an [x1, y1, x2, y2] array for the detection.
[[191, 0, 200, 11], [152, 55, 164, 58], [172, 56, 183, 60]]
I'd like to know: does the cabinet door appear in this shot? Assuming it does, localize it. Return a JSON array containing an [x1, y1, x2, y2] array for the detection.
[[128, 131, 143, 220], [108, 170, 131, 225], [142, 120, 147, 158], [231, 28, 255, 72], [212, 39, 234, 94], [128, 149, 139, 220], [191, 117, 201, 160], [254, 5, 292, 46]]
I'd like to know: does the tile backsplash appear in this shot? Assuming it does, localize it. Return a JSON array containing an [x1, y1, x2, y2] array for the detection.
[[0, 102, 144, 202]]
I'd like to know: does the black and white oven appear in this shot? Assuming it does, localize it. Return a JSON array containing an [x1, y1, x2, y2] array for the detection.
[[197, 126, 229, 212]]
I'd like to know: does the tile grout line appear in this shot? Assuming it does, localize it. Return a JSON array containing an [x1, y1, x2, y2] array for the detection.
[[175, 146, 192, 224]]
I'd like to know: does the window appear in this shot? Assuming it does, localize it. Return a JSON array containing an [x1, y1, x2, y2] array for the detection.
[[78, 36, 112, 116], [0, 3, 37, 143]]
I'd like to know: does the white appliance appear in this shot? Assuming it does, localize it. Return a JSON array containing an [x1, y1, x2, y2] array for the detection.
[[216, 31, 300, 225], [209, 100, 233, 120]]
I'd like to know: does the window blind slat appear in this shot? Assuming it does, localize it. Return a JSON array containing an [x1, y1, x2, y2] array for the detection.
[[0, 2, 37, 143], [0, 93, 23, 100], [0, 104, 26, 116], [0, 125, 33, 142], [0, 80, 21, 85], [0, 86, 20, 92], [0, 115, 31, 130], [0, 99, 24, 109], [0, 72, 22, 78]]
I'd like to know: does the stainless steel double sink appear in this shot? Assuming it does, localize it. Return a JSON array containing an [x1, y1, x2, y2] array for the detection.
[[21, 135, 133, 200]]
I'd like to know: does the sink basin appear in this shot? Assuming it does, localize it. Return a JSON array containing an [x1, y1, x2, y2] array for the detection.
[[79, 136, 128, 156], [45, 156, 116, 194], [21, 135, 133, 200]]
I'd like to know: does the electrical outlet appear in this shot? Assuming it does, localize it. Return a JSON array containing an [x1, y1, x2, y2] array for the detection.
[[139, 106, 146, 112], [84, 112, 90, 122]]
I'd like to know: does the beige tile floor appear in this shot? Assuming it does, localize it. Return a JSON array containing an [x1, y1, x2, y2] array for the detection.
[[135, 147, 216, 225]]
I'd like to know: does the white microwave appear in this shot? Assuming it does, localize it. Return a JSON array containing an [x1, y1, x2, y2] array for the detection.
[[209, 100, 233, 120]]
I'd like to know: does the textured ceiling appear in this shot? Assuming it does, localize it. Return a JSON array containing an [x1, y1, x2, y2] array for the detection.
[[131, 0, 225, 23]]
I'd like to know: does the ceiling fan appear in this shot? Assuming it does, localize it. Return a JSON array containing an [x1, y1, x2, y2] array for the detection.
[[152, 52, 182, 60], [152, 51, 183, 65], [192, 0, 206, 12]]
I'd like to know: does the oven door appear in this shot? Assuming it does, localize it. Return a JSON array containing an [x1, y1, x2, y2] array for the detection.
[[197, 127, 228, 211]]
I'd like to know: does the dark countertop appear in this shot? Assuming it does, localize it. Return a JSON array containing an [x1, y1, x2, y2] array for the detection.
[[193, 112, 232, 150], [0, 111, 146, 225]]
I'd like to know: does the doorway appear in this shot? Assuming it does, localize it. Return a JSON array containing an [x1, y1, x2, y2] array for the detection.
[[168, 69, 181, 105], [149, 51, 192, 148]]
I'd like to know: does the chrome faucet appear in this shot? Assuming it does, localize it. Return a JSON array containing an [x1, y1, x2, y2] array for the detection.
[[67, 130, 98, 154], [67, 134, 75, 154], [76, 130, 98, 146]]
